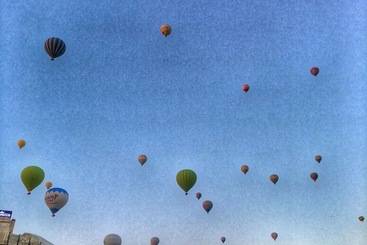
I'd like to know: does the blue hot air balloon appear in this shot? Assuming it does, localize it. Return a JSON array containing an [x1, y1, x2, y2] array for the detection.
[[44, 187, 69, 217]]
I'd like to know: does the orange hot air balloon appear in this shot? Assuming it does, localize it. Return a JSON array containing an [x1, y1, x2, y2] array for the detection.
[[160, 24, 172, 37], [310, 67, 319, 76], [240, 165, 249, 174], [310, 172, 318, 182], [17, 139, 26, 149], [270, 174, 279, 184], [138, 154, 148, 166], [242, 84, 250, 93]]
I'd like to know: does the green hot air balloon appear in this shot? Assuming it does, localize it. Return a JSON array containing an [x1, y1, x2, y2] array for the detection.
[[20, 166, 45, 195], [176, 169, 197, 195]]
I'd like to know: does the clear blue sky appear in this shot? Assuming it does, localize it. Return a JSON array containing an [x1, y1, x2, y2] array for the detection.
[[1, 1, 366, 244]]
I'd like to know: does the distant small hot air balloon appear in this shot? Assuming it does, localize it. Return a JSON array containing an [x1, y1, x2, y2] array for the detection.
[[271, 232, 278, 241], [270, 174, 279, 184], [44, 187, 69, 217], [221, 237, 226, 243], [176, 169, 197, 195], [20, 166, 45, 194], [45, 181, 53, 190], [202, 200, 213, 213], [138, 154, 148, 166], [242, 84, 250, 93], [104, 234, 122, 245], [196, 192, 202, 200], [151, 237, 160, 245], [315, 155, 322, 163], [160, 24, 172, 37], [240, 165, 249, 174], [17, 139, 26, 149], [44, 37, 66, 60], [359, 216, 365, 222], [310, 67, 319, 76], [310, 172, 318, 182]]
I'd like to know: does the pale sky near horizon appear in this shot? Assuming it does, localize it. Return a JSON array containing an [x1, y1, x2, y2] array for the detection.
[[1, 1, 366, 244]]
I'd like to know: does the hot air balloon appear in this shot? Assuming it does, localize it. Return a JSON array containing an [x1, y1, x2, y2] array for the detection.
[[270, 174, 279, 184], [310, 172, 318, 182], [160, 24, 172, 37], [221, 237, 226, 243], [138, 154, 148, 166], [359, 216, 365, 222], [310, 67, 319, 76], [176, 169, 197, 195], [202, 200, 213, 213], [20, 166, 45, 194], [45, 181, 53, 190], [240, 165, 249, 174], [104, 234, 122, 245], [242, 84, 250, 93], [196, 192, 202, 200], [151, 237, 160, 245], [44, 187, 69, 217], [315, 155, 322, 163], [44, 37, 66, 60], [17, 139, 26, 149], [271, 232, 278, 241]]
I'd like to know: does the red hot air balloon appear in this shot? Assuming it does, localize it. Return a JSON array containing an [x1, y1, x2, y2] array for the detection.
[[196, 192, 202, 200], [270, 174, 279, 184], [242, 84, 250, 93], [221, 237, 226, 243], [271, 232, 278, 241], [310, 67, 319, 76], [202, 200, 213, 213], [310, 172, 318, 182]]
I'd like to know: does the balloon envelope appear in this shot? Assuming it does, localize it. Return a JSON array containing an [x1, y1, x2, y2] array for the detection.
[[176, 169, 197, 195], [196, 192, 202, 200], [45, 181, 53, 190], [221, 237, 226, 243], [138, 154, 147, 166], [44, 187, 69, 216], [20, 166, 45, 194], [17, 139, 26, 149], [151, 237, 160, 245], [310, 67, 319, 76], [202, 200, 213, 213], [271, 232, 278, 240], [315, 155, 322, 163], [104, 234, 122, 245], [310, 172, 318, 182], [44, 37, 66, 60], [240, 165, 249, 174], [160, 24, 172, 37], [270, 174, 279, 184], [242, 84, 250, 93]]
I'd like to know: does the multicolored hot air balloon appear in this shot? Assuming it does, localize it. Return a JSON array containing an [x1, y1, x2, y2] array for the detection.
[[270, 174, 279, 184], [310, 172, 318, 182], [202, 200, 213, 213], [310, 67, 319, 76], [150, 237, 160, 245], [20, 166, 45, 194], [271, 232, 278, 241], [160, 24, 172, 37], [138, 154, 148, 166], [359, 216, 365, 222], [45, 181, 53, 190], [221, 236, 226, 243], [44, 187, 69, 217], [176, 169, 197, 195], [196, 192, 202, 200], [17, 139, 26, 149], [104, 234, 122, 245], [44, 37, 66, 60], [315, 155, 322, 163], [242, 84, 250, 93], [240, 165, 249, 174]]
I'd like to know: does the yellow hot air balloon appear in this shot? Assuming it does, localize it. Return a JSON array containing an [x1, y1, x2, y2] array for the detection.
[[17, 139, 26, 149]]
